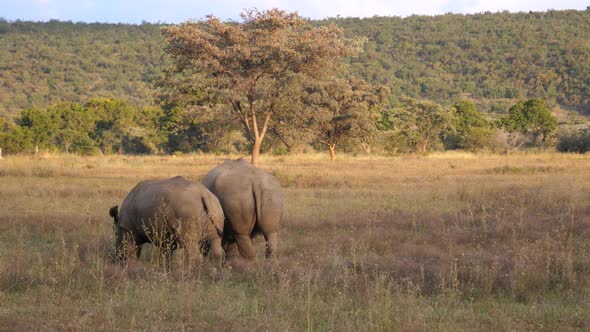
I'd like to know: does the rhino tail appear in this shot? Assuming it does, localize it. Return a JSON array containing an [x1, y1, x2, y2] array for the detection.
[[252, 185, 262, 227], [109, 205, 119, 224], [201, 196, 223, 238]]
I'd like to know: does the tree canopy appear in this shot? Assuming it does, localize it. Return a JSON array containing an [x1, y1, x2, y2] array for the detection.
[[2, 98, 167, 154], [308, 77, 386, 160], [159, 9, 361, 165], [381, 98, 455, 153], [502, 98, 558, 143]]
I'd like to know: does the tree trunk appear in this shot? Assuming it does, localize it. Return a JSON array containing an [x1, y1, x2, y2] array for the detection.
[[417, 143, 425, 153], [329, 144, 336, 161], [251, 139, 262, 167], [250, 111, 271, 167], [360, 141, 371, 154], [417, 138, 429, 153], [35, 145, 39, 154]]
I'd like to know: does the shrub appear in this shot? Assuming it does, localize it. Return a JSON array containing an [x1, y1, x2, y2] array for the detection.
[[461, 127, 501, 152], [556, 127, 590, 153], [501, 98, 557, 144]]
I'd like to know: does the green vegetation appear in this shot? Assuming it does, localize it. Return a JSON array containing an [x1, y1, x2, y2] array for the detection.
[[557, 127, 590, 153], [1, 10, 590, 116], [0, 19, 164, 116], [1, 98, 166, 154], [436, 100, 500, 152], [1, 10, 589, 157], [329, 10, 590, 110], [501, 98, 558, 143], [379, 97, 454, 153], [0, 96, 568, 156]]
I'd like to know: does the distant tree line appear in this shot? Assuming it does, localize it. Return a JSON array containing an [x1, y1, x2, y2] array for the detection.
[[1, 95, 571, 157], [0, 98, 162, 154]]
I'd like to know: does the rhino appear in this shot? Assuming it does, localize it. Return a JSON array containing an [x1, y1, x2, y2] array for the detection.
[[202, 158, 284, 260], [108, 176, 224, 270]]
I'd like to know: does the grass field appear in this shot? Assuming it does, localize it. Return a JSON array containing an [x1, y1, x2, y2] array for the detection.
[[1, 152, 589, 330]]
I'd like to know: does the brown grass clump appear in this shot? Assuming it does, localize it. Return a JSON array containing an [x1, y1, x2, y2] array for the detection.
[[0, 152, 589, 330]]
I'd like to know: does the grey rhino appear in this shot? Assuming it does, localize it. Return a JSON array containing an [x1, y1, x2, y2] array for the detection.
[[202, 158, 284, 259], [109, 176, 224, 270]]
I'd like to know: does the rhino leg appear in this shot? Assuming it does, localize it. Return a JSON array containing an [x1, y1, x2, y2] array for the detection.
[[135, 245, 142, 259], [223, 241, 239, 259], [209, 237, 223, 272], [235, 234, 256, 260], [264, 231, 278, 259]]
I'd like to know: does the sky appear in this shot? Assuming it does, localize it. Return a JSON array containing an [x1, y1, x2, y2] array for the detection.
[[1, 0, 588, 24]]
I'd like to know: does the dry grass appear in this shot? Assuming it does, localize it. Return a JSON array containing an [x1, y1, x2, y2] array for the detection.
[[1, 152, 589, 330]]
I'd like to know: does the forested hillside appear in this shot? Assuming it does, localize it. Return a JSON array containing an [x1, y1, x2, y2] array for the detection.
[[0, 20, 164, 116], [332, 10, 590, 112], [1, 9, 589, 117]]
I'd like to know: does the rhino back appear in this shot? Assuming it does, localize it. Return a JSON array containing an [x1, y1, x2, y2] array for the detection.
[[118, 176, 205, 234], [204, 159, 284, 235], [202, 158, 251, 190]]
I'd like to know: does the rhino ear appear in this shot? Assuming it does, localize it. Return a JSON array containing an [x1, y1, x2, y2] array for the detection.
[[109, 205, 119, 224]]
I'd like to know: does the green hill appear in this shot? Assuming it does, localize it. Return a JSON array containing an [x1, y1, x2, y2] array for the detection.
[[330, 10, 590, 114], [1, 9, 589, 117], [0, 20, 164, 116]]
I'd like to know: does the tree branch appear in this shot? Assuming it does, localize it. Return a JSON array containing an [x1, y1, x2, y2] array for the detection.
[[271, 127, 292, 151], [259, 112, 272, 142], [232, 100, 254, 142], [252, 108, 259, 141]]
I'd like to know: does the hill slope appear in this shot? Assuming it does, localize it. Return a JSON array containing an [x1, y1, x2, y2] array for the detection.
[[0, 20, 164, 116], [1, 10, 589, 116], [331, 10, 590, 113]]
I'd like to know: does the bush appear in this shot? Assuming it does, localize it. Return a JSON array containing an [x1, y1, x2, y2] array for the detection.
[[461, 127, 501, 152], [0, 122, 34, 154], [501, 98, 557, 144], [382, 131, 415, 155], [496, 130, 528, 154], [271, 145, 289, 156], [556, 127, 590, 153]]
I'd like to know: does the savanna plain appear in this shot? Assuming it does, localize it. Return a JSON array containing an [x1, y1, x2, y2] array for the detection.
[[0, 152, 589, 331]]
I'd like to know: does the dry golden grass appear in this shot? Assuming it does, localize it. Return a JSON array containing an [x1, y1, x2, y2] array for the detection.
[[1, 152, 589, 330]]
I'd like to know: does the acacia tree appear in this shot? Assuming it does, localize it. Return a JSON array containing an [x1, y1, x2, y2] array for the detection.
[[160, 9, 359, 166], [310, 77, 385, 160], [266, 76, 318, 154], [265, 74, 326, 154]]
